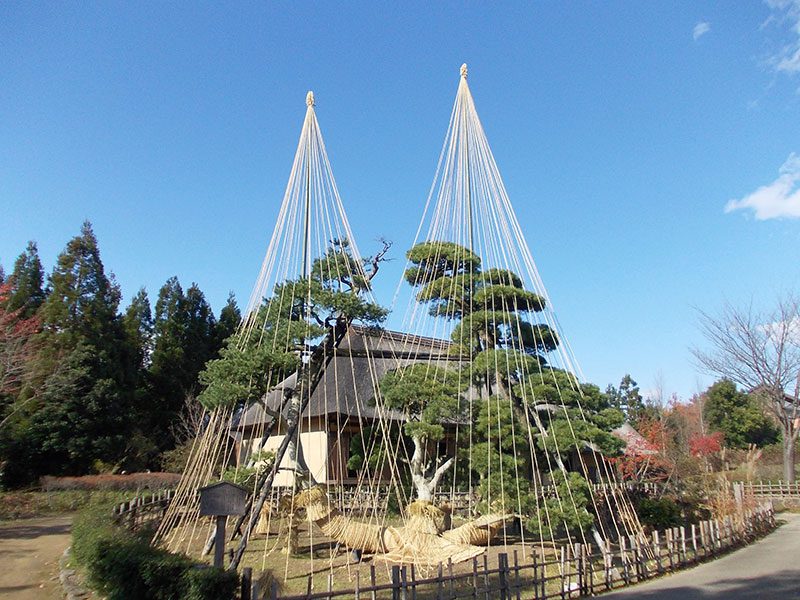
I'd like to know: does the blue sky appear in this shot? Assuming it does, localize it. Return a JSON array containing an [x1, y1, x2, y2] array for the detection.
[[2, 2, 799, 400]]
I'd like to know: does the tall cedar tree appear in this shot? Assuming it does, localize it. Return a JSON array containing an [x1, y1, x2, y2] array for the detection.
[[148, 278, 219, 449], [1, 222, 140, 485], [216, 292, 241, 347], [3, 241, 46, 319]]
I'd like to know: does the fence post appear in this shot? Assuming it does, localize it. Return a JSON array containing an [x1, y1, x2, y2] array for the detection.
[[481, 554, 488, 600], [391, 565, 401, 600], [653, 531, 662, 574], [241, 567, 252, 600], [370, 564, 377, 600], [513, 549, 521, 600], [619, 536, 629, 585], [532, 551, 539, 600], [472, 558, 478, 600], [498, 553, 509, 600]]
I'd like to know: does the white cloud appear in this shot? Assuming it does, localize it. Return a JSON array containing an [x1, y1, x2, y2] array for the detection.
[[761, 316, 800, 344], [725, 153, 800, 219], [765, 0, 800, 73], [693, 21, 711, 41]]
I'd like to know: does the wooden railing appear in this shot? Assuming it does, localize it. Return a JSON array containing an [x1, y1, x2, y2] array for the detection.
[[248, 504, 774, 600], [113, 488, 177, 531], [737, 480, 800, 497]]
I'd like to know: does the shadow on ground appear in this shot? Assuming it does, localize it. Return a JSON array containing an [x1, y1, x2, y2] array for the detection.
[[0, 522, 71, 540], [602, 570, 800, 599]]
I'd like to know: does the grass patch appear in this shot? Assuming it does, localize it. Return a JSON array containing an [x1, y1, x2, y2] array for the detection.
[[0, 490, 131, 521]]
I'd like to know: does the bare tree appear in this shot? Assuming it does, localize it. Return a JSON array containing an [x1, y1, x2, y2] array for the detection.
[[692, 294, 800, 482]]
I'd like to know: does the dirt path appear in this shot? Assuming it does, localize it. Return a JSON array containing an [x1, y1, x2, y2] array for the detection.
[[601, 513, 800, 599], [0, 515, 73, 600]]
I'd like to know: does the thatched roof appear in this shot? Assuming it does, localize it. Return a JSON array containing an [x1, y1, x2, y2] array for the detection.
[[611, 422, 658, 456], [237, 326, 455, 429]]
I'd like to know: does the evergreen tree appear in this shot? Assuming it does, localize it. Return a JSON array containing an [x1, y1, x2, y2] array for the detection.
[[3, 241, 46, 319], [122, 288, 154, 370], [0, 223, 139, 485], [40, 223, 121, 350], [391, 241, 623, 536], [199, 239, 387, 411], [149, 278, 221, 449], [183, 283, 218, 378], [605, 374, 655, 426], [703, 379, 780, 449], [216, 292, 241, 347]]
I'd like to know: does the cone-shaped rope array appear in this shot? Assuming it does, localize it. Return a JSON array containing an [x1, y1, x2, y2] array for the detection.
[[388, 64, 647, 559], [153, 92, 399, 574]]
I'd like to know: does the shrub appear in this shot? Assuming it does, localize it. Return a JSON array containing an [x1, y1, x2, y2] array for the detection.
[[637, 497, 682, 530], [184, 566, 240, 600], [71, 497, 129, 567], [140, 552, 193, 600], [90, 538, 152, 600], [72, 497, 239, 599]]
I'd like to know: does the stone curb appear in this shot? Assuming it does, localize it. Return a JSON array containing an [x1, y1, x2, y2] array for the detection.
[[59, 546, 90, 600]]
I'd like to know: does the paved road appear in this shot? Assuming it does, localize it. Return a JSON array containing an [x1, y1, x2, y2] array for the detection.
[[602, 513, 800, 599], [0, 516, 72, 600]]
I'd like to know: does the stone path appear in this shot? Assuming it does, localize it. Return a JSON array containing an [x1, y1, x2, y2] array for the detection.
[[0, 515, 73, 600], [601, 513, 800, 599]]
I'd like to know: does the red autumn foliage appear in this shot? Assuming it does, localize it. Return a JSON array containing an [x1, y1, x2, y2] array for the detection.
[[688, 431, 724, 457], [610, 418, 674, 483], [0, 281, 41, 396]]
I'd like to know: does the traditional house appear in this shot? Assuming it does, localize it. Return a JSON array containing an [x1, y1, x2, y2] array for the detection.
[[233, 325, 457, 487]]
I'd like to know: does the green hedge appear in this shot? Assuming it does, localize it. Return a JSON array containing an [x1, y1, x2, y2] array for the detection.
[[72, 498, 239, 599]]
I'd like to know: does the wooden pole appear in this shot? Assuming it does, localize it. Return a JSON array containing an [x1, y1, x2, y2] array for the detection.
[[214, 515, 227, 568], [241, 567, 252, 600]]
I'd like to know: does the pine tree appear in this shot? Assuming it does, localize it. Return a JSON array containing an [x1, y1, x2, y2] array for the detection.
[[3, 241, 46, 319]]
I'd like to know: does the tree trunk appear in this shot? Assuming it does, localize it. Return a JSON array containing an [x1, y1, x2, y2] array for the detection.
[[784, 429, 796, 483], [410, 435, 453, 502]]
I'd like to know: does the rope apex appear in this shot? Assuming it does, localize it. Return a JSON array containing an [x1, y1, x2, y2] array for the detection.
[[306, 91, 315, 107], [460, 63, 468, 79]]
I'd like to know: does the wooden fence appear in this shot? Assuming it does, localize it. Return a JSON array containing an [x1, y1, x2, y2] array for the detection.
[[737, 480, 800, 498], [244, 504, 774, 600], [333, 481, 662, 515], [113, 488, 176, 531]]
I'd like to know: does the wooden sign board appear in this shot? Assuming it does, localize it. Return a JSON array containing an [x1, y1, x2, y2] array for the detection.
[[198, 481, 248, 516]]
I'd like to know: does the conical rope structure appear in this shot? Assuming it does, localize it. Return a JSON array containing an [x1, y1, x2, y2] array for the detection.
[[154, 69, 648, 588], [388, 63, 648, 561], [153, 91, 401, 573]]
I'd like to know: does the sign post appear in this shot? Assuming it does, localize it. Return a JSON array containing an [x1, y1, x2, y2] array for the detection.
[[198, 481, 248, 568]]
